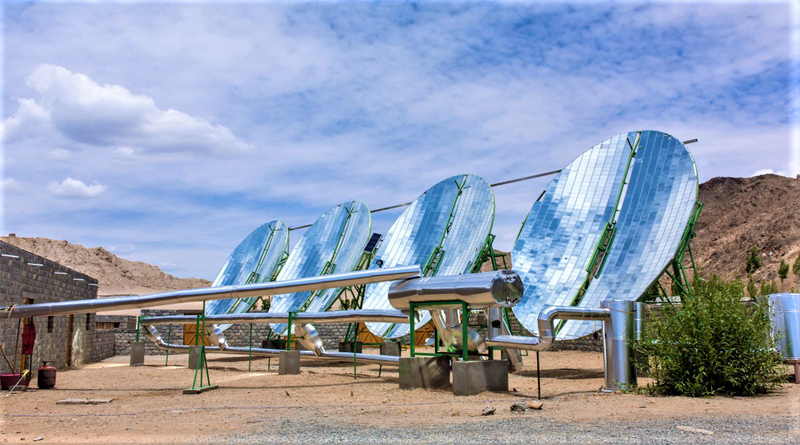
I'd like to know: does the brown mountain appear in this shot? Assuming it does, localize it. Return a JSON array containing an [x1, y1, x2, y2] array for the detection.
[[0, 236, 210, 296], [693, 174, 800, 288]]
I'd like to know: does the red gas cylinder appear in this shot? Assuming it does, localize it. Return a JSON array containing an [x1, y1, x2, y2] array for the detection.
[[37, 361, 57, 389]]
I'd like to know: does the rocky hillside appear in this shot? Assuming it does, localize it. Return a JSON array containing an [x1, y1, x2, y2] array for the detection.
[[693, 174, 800, 287], [0, 236, 210, 296]]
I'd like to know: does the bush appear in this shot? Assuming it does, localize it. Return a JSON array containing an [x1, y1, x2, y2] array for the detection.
[[637, 276, 784, 397]]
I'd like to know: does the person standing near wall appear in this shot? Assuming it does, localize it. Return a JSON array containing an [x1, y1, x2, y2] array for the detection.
[[21, 319, 35, 382]]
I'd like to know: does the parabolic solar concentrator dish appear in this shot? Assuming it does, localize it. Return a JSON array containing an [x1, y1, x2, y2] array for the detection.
[[512, 131, 698, 340], [269, 201, 372, 335], [205, 220, 289, 331], [560, 131, 698, 339], [362, 174, 494, 339]]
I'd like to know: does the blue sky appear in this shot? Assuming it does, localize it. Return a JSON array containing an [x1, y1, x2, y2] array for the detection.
[[1, 1, 798, 281]]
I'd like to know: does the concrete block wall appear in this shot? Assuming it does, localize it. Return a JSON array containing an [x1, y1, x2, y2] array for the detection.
[[0, 240, 109, 373], [107, 311, 186, 356], [108, 311, 351, 354]]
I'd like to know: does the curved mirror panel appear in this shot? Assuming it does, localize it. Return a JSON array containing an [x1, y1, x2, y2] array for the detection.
[[560, 131, 698, 339], [205, 220, 289, 331], [302, 204, 373, 314], [511, 136, 630, 336], [363, 174, 494, 338], [269, 201, 372, 335]]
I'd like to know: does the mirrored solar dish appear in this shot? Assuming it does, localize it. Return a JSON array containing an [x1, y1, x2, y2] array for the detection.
[[511, 135, 630, 337], [205, 220, 289, 331], [362, 174, 494, 339], [559, 131, 698, 339], [269, 201, 372, 335], [302, 204, 373, 315]]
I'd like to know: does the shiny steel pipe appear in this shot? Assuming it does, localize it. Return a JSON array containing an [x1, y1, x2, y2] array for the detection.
[[141, 310, 410, 326], [0, 266, 421, 319], [145, 324, 399, 365], [485, 307, 522, 372], [388, 270, 523, 310], [485, 305, 609, 351], [429, 309, 486, 353], [143, 324, 191, 351], [486, 306, 608, 351], [601, 300, 637, 392], [485, 301, 637, 391]]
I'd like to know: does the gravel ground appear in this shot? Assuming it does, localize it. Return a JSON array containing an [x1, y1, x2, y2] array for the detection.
[[3, 352, 797, 443], [225, 414, 798, 444]]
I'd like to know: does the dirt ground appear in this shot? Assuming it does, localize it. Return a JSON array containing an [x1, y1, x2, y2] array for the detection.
[[1, 348, 798, 443]]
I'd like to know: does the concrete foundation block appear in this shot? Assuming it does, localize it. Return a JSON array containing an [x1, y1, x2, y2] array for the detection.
[[452, 359, 509, 396], [278, 350, 301, 375], [380, 342, 401, 357], [188, 346, 203, 370], [399, 356, 451, 389], [129, 342, 145, 367], [339, 341, 363, 353]]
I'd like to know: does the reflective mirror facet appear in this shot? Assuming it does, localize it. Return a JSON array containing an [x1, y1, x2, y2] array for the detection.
[[363, 174, 494, 338]]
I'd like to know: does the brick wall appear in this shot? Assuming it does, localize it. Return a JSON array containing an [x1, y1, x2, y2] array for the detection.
[[0, 240, 112, 373]]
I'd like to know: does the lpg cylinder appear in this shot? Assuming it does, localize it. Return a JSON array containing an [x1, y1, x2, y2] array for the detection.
[[37, 361, 57, 389]]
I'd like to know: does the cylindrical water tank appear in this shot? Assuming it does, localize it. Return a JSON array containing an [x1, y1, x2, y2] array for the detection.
[[769, 293, 800, 360]]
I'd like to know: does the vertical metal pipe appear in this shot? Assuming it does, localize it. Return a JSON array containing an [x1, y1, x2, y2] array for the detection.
[[485, 307, 523, 371], [601, 299, 636, 391], [248, 323, 253, 372], [165, 325, 171, 366], [536, 350, 541, 400], [461, 301, 468, 362]]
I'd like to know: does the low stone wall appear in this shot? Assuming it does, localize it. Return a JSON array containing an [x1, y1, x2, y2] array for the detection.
[[106, 311, 353, 355]]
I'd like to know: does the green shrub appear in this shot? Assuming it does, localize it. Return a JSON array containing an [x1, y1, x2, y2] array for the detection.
[[637, 276, 783, 397]]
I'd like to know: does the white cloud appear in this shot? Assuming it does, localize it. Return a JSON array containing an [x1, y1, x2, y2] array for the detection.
[[6, 64, 253, 156], [2, 178, 22, 192], [751, 169, 777, 177], [49, 149, 71, 160], [47, 177, 107, 199]]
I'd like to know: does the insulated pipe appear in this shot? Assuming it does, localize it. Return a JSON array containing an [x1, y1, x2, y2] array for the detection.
[[485, 307, 522, 372], [429, 309, 486, 353], [601, 299, 636, 391], [144, 324, 399, 365], [0, 266, 421, 319], [485, 301, 637, 391], [485, 305, 609, 351], [388, 270, 523, 310], [140, 309, 410, 326]]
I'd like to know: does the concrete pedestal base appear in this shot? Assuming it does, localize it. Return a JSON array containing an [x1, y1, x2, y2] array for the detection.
[[339, 342, 363, 353], [278, 350, 301, 375], [452, 359, 509, 396], [399, 356, 450, 389], [129, 342, 145, 367], [380, 342, 401, 357], [188, 346, 203, 370]]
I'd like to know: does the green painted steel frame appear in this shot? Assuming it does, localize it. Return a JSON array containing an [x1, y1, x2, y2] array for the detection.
[[408, 300, 495, 362], [186, 302, 214, 393]]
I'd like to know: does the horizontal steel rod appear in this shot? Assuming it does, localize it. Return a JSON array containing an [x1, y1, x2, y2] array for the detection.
[[289, 169, 563, 230], [0, 266, 421, 319], [141, 309, 410, 325]]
